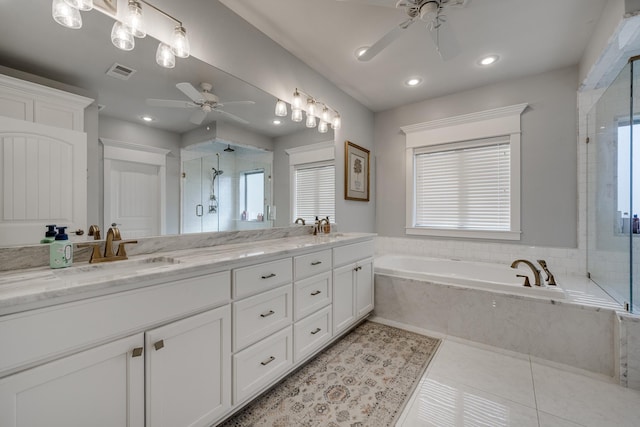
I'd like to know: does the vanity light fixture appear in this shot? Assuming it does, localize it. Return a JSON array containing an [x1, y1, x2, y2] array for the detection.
[[479, 55, 499, 66], [283, 88, 342, 133], [274, 99, 287, 117], [51, 0, 190, 68], [52, 0, 83, 29]]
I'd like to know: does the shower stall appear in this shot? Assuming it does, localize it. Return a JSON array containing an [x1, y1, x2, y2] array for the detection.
[[587, 56, 640, 313]]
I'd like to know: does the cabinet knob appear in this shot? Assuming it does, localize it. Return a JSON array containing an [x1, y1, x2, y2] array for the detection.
[[260, 310, 275, 318], [261, 273, 276, 279], [154, 340, 165, 351], [131, 347, 144, 358], [311, 328, 322, 335], [310, 290, 321, 296], [260, 356, 276, 366]]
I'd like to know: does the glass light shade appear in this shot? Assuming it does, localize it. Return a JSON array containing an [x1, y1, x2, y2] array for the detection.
[[275, 99, 287, 117], [306, 114, 317, 128], [331, 114, 342, 130], [64, 0, 92, 11], [321, 107, 330, 122], [291, 108, 303, 122], [171, 26, 190, 58], [318, 120, 328, 133], [292, 90, 302, 109], [111, 21, 135, 51], [125, 0, 145, 38], [306, 99, 316, 117], [52, 0, 82, 29], [156, 43, 176, 68]]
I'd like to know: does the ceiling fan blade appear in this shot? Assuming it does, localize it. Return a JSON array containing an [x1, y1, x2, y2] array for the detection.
[[146, 98, 197, 108], [218, 100, 256, 107], [176, 82, 204, 102], [336, 0, 397, 7], [213, 108, 249, 125], [189, 109, 208, 125], [358, 18, 415, 61], [429, 20, 460, 60]]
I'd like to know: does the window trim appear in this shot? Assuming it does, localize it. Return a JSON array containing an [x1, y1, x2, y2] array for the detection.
[[401, 103, 527, 240]]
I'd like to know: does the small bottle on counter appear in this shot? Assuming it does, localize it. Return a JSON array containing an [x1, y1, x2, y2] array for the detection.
[[41, 224, 57, 244], [50, 226, 73, 269], [324, 216, 331, 234]]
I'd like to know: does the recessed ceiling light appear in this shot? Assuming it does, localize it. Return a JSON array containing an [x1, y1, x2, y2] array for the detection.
[[140, 115, 155, 122], [479, 55, 499, 66], [405, 77, 423, 87], [355, 46, 369, 59], [272, 119, 282, 125]]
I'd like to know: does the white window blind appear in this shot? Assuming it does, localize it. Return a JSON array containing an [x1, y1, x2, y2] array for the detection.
[[294, 163, 335, 223], [414, 137, 510, 231]]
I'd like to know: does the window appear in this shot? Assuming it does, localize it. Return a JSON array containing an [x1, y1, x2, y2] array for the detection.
[[402, 103, 526, 240], [293, 162, 335, 223], [286, 141, 336, 224], [240, 169, 264, 220]]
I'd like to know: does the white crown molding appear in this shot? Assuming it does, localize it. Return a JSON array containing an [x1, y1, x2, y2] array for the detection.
[[400, 103, 529, 134], [100, 138, 171, 156], [285, 140, 334, 156]]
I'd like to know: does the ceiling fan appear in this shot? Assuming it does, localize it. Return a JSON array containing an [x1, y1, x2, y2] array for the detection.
[[340, 0, 469, 61], [146, 82, 255, 125]]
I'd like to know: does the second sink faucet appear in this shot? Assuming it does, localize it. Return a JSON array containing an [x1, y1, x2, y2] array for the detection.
[[78, 223, 137, 264]]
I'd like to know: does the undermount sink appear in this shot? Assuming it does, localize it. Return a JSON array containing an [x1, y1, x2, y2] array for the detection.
[[52, 256, 181, 280]]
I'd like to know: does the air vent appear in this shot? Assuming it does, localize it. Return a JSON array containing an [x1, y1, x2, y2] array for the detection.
[[105, 63, 137, 80]]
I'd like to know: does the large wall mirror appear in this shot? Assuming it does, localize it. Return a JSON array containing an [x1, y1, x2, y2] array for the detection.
[[0, 0, 333, 246]]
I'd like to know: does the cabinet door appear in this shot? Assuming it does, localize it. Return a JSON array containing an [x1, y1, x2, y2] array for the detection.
[[356, 258, 374, 317], [333, 263, 356, 334], [146, 305, 231, 427], [0, 334, 144, 427]]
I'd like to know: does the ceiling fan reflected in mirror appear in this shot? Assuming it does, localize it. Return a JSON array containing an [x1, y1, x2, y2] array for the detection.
[[339, 0, 469, 61], [146, 82, 256, 125]]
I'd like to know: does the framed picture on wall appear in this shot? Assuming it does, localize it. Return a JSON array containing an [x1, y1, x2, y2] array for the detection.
[[345, 141, 370, 201]]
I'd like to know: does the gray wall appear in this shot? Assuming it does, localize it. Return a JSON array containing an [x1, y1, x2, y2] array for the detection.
[[153, 0, 376, 233], [375, 66, 579, 248], [98, 116, 182, 235]]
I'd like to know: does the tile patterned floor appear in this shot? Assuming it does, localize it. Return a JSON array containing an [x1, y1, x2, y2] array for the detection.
[[396, 336, 640, 427]]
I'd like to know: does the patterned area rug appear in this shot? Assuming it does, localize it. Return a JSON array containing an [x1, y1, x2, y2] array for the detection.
[[220, 321, 441, 427]]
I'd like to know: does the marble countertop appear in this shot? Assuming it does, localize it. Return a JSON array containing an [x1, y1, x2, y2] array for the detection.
[[0, 233, 375, 316]]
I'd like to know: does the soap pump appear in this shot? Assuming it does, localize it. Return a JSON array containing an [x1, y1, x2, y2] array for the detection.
[[41, 224, 57, 244], [50, 226, 73, 269]]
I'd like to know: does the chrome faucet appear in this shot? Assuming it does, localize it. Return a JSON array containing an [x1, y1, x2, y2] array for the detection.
[[510, 259, 541, 286], [537, 260, 557, 286], [78, 223, 137, 264], [294, 217, 306, 225]]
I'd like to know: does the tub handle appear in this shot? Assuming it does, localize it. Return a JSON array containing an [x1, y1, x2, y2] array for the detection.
[[516, 274, 531, 287]]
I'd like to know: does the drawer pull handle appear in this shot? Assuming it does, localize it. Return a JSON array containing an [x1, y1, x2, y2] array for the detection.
[[261, 273, 276, 279], [154, 340, 164, 351], [310, 290, 322, 296], [260, 310, 275, 318], [132, 347, 144, 358], [311, 328, 322, 335], [261, 356, 276, 366], [311, 261, 322, 266]]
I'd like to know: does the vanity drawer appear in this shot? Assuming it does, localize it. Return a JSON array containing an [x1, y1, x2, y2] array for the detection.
[[294, 249, 332, 280], [233, 326, 292, 404], [294, 272, 331, 321], [233, 284, 292, 351], [333, 240, 374, 268], [294, 305, 332, 363], [233, 258, 292, 299]]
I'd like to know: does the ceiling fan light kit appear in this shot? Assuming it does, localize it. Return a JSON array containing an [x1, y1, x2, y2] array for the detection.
[[279, 88, 342, 132], [51, 0, 190, 69]]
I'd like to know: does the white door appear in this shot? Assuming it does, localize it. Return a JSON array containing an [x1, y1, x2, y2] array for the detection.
[[145, 305, 231, 427], [333, 263, 356, 334], [0, 116, 86, 246], [356, 258, 374, 317], [0, 333, 144, 427], [107, 159, 160, 238]]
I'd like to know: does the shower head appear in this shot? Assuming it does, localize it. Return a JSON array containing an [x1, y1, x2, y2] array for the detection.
[[212, 168, 224, 176], [224, 144, 235, 152]]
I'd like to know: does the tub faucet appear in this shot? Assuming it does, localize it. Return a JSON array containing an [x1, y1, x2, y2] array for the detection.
[[294, 217, 306, 225], [510, 259, 541, 286], [537, 260, 557, 286]]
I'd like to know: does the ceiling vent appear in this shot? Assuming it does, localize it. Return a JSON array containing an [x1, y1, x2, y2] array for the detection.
[[105, 63, 137, 80]]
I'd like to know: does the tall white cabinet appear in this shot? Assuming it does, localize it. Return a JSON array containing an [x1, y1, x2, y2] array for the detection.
[[0, 73, 93, 245]]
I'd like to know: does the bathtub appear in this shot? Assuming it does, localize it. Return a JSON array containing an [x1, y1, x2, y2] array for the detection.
[[375, 254, 565, 299]]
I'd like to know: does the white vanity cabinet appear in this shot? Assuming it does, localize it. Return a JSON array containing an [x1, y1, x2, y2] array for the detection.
[[0, 73, 93, 246], [332, 240, 375, 335]]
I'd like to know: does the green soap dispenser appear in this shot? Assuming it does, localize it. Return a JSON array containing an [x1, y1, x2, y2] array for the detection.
[[50, 226, 73, 269], [41, 224, 57, 244]]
